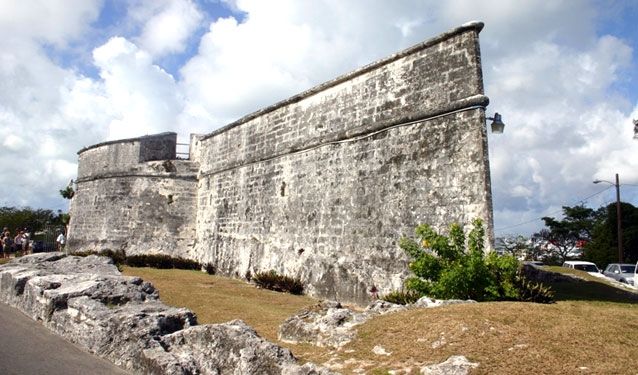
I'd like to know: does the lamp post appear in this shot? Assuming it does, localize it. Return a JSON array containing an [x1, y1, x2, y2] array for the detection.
[[487, 113, 505, 134], [593, 173, 623, 262]]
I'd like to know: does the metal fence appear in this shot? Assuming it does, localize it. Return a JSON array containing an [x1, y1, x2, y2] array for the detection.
[[176, 142, 190, 159], [31, 223, 63, 253]]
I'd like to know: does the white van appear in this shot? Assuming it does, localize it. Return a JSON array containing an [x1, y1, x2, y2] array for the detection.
[[562, 261, 604, 278]]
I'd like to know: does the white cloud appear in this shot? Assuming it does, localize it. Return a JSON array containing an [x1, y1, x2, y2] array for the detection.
[[0, 0, 103, 46], [179, 0, 438, 126], [0, 42, 106, 209], [136, 0, 203, 57], [93, 37, 184, 140], [0, 0, 637, 236]]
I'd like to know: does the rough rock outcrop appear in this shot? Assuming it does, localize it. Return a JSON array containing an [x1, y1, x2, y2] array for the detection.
[[279, 301, 375, 348], [420, 355, 478, 375], [142, 320, 331, 375], [412, 297, 477, 309], [0, 253, 333, 374], [279, 298, 475, 349]]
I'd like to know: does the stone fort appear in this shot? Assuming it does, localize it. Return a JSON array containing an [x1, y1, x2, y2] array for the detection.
[[68, 22, 494, 305]]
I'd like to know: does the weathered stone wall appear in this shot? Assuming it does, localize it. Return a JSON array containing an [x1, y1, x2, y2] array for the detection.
[[77, 132, 178, 179], [69, 22, 494, 305], [68, 133, 199, 257], [194, 22, 493, 304]]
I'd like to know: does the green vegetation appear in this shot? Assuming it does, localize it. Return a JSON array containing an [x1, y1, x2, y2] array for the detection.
[[59, 184, 75, 199], [380, 289, 420, 305], [399, 219, 553, 303], [534, 202, 638, 266], [73, 249, 213, 273], [0, 206, 65, 233], [252, 270, 304, 295], [585, 202, 638, 266]]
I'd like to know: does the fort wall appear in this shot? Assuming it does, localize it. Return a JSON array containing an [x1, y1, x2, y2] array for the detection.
[[68, 22, 494, 305], [68, 133, 199, 257], [193, 22, 492, 304]]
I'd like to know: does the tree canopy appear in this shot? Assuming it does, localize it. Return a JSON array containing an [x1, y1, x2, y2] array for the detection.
[[0, 206, 63, 233], [584, 202, 638, 266], [534, 203, 638, 268]]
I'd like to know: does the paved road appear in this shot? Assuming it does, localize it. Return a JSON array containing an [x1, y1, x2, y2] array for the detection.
[[0, 302, 129, 375]]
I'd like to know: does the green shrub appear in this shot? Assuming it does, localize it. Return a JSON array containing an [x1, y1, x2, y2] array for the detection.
[[400, 219, 554, 303], [100, 249, 126, 265], [514, 268, 555, 303], [252, 270, 304, 295], [381, 289, 421, 305], [72, 250, 201, 271], [125, 254, 200, 270], [204, 263, 216, 275]]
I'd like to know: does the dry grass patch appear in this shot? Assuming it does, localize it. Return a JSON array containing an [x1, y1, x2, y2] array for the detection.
[[123, 266, 638, 374], [326, 301, 638, 374], [121, 266, 317, 341]]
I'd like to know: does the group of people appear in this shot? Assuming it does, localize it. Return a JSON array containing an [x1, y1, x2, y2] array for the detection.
[[1, 227, 31, 258], [0, 227, 67, 258]]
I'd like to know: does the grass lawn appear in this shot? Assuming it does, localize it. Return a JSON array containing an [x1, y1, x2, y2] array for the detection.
[[123, 266, 638, 374]]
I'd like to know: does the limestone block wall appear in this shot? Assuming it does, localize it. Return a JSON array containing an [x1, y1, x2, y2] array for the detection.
[[194, 22, 493, 304], [68, 133, 199, 257]]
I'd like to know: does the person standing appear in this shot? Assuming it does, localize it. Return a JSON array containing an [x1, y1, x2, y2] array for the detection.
[[56, 231, 66, 252], [14, 230, 25, 254], [2, 230, 12, 258], [22, 228, 31, 254]]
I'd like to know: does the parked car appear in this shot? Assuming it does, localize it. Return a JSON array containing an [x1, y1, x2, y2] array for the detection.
[[603, 263, 636, 286], [523, 261, 545, 267], [562, 261, 604, 277]]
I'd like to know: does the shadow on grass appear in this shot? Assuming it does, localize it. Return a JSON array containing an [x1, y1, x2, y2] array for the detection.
[[525, 265, 638, 303], [548, 279, 638, 303]]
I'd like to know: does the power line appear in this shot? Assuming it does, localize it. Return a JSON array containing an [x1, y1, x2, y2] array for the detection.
[[494, 186, 613, 233]]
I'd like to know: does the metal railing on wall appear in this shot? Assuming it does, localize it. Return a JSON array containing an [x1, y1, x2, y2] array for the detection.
[[176, 143, 190, 159]]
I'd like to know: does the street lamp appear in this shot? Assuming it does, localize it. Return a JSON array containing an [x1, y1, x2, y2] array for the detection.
[[633, 119, 637, 140], [487, 113, 505, 134], [593, 173, 623, 262]]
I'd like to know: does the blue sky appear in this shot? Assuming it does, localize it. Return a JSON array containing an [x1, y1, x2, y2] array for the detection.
[[1, 0, 637, 237]]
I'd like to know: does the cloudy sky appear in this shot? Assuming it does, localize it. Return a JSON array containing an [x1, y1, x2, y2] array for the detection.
[[1, 0, 637, 236]]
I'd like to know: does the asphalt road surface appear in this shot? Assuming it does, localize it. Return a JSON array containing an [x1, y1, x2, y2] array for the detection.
[[0, 302, 129, 375]]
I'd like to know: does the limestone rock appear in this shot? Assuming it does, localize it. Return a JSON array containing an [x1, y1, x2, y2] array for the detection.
[[1, 254, 333, 374], [372, 345, 392, 356], [420, 355, 479, 374], [413, 297, 476, 309], [143, 320, 336, 375], [279, 301, 371, 348], [365, 299, 407, 314]]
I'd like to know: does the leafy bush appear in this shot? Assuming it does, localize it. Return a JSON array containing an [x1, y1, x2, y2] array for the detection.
[[204, 263, 216, 275], [381, 289, 421, 305], [514, 268, 555, 303], [400, 219, 554, 303], [72, 250, 202, 271], [252, 270, 304, 295], [126, 254, 200, 270]]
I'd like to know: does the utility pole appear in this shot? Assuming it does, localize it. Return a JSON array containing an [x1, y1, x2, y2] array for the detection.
[[614, 173, 623, 263], [593, 173, 623, 262]]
